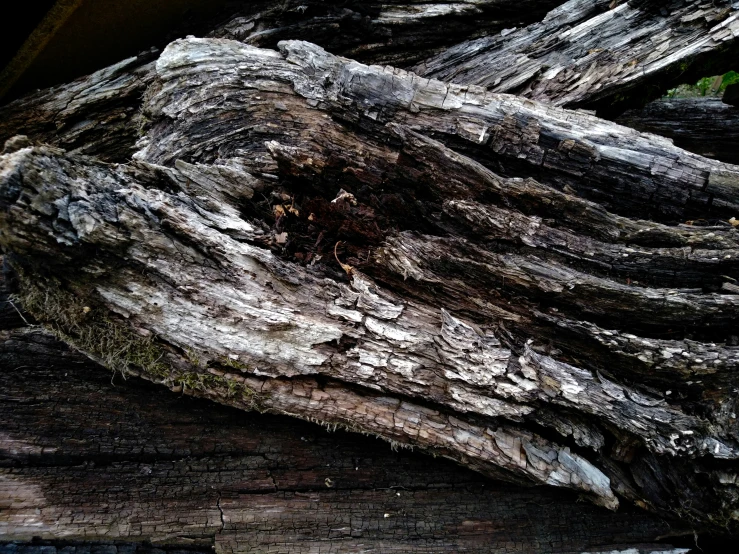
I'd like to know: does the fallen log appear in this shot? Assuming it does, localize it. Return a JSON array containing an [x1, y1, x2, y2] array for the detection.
[[0, 291, 696, 552], [0, 0, 565, 163], [207, 0, 564, 67], [414, 0, 739, 116], [2, 38, 739, 534], [616, 96, 739, 166]]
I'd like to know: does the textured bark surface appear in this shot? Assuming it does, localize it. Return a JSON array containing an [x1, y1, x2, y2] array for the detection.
[[0, 0, 563, 162], [414, 0, 739, 116], [0, 308, 696, 552], [206, 0, 565, 68], [0, 52, 156, 163], [616, 96, 739, 166], [2, 0, 739, 547], [2, 36, 739, 538]]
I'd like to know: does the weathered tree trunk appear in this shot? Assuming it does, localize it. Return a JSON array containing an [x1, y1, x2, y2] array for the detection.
[[0, 51, 157, 164], [413, 0, 739, 116], [206, 0, 566, 68], [2, 1, 739, 549], [0, 270, 699, 552], [616, 96, 739, 166], [2, 36, 739, 538]]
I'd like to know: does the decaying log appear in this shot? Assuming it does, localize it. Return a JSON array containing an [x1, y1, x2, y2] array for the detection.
[[616, 97, 739, 166], [0, 263, 701, 552], [207, 0, 564, 68], [0, 0, 563, 163], [2, 36, 739, 537], [414, 0, 739, 116], [0, 51, 156, 163]]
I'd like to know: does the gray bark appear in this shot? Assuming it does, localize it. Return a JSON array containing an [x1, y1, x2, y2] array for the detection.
[[413, 0, 739, 116], [0, 294, 696, 553], [1, 37, 739, 537]]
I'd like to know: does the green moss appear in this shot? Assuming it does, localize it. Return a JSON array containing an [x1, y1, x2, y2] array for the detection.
[[175, 370, 260, 409], [13, 266, 170, 379], [185, 348, 203, 368], [665, 71, 739, 99], [12, 265, 262, 410], [216, 354, 251, 372], [720, 70, 739, 92]]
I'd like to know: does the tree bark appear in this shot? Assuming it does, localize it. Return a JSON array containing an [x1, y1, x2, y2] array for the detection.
[[616, 96, 739, 166], [206, 0, 565, 68], [2, 36, 739, 540], [413, 0, 739, 116], [0, 266, 697, 552], [0, 2, 739, 552]]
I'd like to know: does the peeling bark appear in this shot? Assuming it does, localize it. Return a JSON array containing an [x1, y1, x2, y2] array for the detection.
[[2, 35, 739, 536], [414, 0, 739, 116]]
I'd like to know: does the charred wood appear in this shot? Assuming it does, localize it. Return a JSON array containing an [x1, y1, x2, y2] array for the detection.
[[0, 281, 696, 551], [616, 97, 739, 166]]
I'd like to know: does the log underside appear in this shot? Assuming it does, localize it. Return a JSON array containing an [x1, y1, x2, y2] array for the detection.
[[616, 97, 739, 166], [1, 1, 739, 550]]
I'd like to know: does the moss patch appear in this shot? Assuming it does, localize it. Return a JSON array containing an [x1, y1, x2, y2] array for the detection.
[[11, 264, 262, 409], [12, 265, 170, 379], [176, 370, 261, 409]]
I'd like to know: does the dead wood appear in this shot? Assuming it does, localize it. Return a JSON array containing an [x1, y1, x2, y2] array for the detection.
[[1, 37, 739, 536], [0, 274, 696, 551], [617, 96, 739, 166], [414, 0, 739, 116]]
